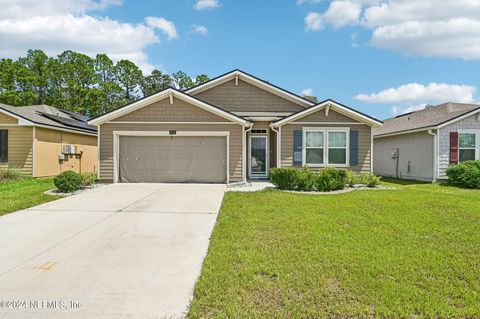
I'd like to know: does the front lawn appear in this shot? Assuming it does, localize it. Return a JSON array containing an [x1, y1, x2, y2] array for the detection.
[[0, 178, 60, 216], [189, 180, 480, 318]]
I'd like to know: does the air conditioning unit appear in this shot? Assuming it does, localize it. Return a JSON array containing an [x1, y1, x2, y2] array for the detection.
[[62, 144, 76, 155]]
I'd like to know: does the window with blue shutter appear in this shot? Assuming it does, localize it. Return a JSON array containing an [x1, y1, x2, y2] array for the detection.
[[349, 130, 358, 166], [293, 130, 302, 166], [0, 130, 8, 163]]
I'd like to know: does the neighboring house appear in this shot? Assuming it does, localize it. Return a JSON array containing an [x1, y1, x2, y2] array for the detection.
[[0, 104, 98, 177], [89, 70, 382, 184], [373, 102, 480, 182]]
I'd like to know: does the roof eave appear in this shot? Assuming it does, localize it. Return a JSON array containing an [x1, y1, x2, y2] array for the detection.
[[271, 100, 383, 128], [88, 88, 250, 126]]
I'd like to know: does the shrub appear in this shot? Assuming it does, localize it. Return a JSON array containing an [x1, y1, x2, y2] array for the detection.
[[0, 169, 25, 183], [346, 171, 380, 188], [54, 171, 83, 193], [296, 167, 316, 191], [270, 168, 299, 190], [315, 168, 348, 192], [81, 172, 97, 187], [446, 161, 480, 189]]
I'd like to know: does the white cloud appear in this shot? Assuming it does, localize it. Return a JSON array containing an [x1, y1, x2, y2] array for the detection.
[[355, 82, 476, 105], [192, 24, 208, 35], [305, 12, 323, 31], [301, 88, 314, 96], [0, 0, 178, 73], [193, 0, 220, 10], [145, 17, 178, 40], [305, 0, 480, 60], [297, 0, 323, 5]]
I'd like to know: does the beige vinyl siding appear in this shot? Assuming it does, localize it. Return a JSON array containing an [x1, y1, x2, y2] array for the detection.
[[193, 79, 306, 113], [34, 127, 98, 177], [0, 126, 33, 175], [293, 108, 356, 123], [0, 113, 18, 124], [99, 123, 243, 183], [280, 108, 372, 172], [115, 96, 230, 122]]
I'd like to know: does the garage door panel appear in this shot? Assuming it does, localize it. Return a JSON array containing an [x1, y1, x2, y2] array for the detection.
[[119, 136, 227, 183]]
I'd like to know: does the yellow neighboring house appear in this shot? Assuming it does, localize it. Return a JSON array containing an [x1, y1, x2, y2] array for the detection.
[[0, 104, 97, 177]]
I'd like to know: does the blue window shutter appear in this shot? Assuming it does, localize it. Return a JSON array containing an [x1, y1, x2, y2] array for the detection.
[[350, 130, 359, 166], [293, 130, 302, 166]]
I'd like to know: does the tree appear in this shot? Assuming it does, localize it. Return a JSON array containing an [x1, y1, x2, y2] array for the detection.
[[21, 50, 50, 104], [95, 54, 122, 112], [141, 69, 173, 97], [0, 49, 209, 116], [115, 59, 142, 102], [56, 50, 100, 114], [195, 74, 210, 86], [172, 71, 195, 90], [303, 95, 319, 103]]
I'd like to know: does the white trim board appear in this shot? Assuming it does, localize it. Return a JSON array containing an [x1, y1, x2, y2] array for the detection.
[[272, 100, 382, 128], [301, 127, 350, 168], [112, 130, 230, 184], [185, 70, 314, 108], [109, 121, 237, 125], [89, 88, 250, 126]]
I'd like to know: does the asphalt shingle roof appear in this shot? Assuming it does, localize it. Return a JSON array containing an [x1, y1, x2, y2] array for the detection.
[[0, 104, 96, 134], [373, 102, 480, 136]]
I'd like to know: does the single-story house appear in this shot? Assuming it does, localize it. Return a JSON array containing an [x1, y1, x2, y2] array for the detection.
[[88, 70, 382, 184], [0, 104, 98, 177], [373, 102, 480, 182]]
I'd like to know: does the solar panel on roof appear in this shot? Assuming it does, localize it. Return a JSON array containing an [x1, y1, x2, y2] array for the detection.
[[59, 109, 90, 122], [38, 112, 97, 132]]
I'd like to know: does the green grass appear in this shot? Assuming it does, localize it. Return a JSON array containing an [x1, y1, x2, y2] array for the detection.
[[189, 179, 480, 318], [0, 178, 60, 216]]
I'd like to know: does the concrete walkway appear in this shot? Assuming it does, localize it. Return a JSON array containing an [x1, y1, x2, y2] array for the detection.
[[0, 183, 225, 319]]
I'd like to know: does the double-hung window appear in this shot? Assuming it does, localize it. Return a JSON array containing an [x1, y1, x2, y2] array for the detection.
[[328, 131, 347, 164], [303, 128, 349, 166], [305, 130, 324, 165], [0, 129, 7, 163], [458, 131, 478, 162]]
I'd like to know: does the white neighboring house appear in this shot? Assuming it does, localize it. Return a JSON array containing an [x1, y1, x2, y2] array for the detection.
[[373, 102, 480, 182]]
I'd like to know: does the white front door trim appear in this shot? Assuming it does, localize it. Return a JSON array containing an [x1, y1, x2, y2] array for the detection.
[[248, 134, 269, 179]]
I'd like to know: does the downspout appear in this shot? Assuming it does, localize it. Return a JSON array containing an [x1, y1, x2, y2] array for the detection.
[[270, 124, 280, 168], [427, 129, 437, 182], [243, 123, 253, 182]]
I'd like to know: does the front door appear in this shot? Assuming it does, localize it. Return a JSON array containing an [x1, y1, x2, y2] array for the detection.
[[249, 135, 268, 178]]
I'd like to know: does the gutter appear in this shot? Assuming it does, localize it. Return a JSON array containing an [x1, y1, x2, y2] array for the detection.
[[427, 129, 438, 182]]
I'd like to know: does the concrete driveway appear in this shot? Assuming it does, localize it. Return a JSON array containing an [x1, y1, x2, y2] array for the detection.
[[0, 183, 225, 319]]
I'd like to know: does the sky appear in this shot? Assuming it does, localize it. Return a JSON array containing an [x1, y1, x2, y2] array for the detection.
[[0, 0, 480, 120]]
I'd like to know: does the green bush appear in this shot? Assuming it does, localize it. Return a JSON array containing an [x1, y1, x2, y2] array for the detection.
[[446, 161, 480, 189], [0, 169, 26, 183], [81, 172, 97, 187], [54, 171, 84, 193], [296, 167, 316, 191], [270, 168, 380, 192], [270, 168, 299, 190], [347, 172, 380, 188], [314, 168, 348, 192]]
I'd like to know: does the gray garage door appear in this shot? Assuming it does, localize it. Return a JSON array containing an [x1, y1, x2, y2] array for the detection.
[[119, 136, 227, 183]]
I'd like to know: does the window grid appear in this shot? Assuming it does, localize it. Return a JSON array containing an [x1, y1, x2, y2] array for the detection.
[[302, 128, 349, 167]]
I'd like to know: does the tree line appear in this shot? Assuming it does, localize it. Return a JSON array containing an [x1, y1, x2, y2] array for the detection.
[[0, 50, 209, 116]]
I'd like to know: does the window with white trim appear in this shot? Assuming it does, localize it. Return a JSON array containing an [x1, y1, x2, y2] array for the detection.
[[459, 132, 477, 162], [305, 131, 324, 165], [303, 128, 349, 166], [328, 131, 347, 164]]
